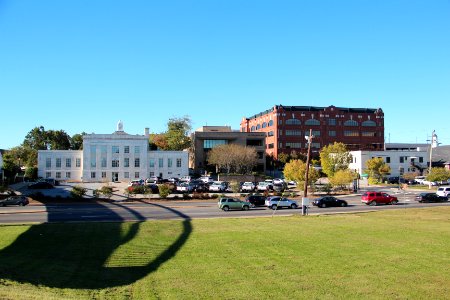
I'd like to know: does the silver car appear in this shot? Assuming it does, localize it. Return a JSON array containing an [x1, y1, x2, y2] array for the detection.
[[265, 196, 298, 210]]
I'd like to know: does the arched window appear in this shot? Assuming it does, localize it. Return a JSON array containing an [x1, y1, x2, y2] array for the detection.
[[305, 119, 320, 126], [344, 120, 359, 126], [250, 126, 255, 132], [262, 122, 267, 128], [362, 120, 376, 127], [286, 119, 301, 125], [268, 120, 274, 127], [256, 124, 261, 130]]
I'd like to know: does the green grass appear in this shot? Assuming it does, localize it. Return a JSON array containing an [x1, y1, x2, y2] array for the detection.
[[0, 207, 449, 299]]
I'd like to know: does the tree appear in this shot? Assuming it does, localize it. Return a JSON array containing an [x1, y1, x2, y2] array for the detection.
[[283, 159, 320, 189], [23, 126, 48, 150], [329, 169, 356, 190], [426, 168, 450, 183], [365, 157, 391, 183], [319, 142, 352, 178], [149, 133, 169, 150], [166, 116, 192, 150], [70, 132, 86, 150], [47, 130, 71, 150], [207, 144, 258, 174]]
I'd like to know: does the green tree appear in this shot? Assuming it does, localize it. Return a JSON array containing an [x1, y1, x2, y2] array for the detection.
[[329, 169, 356, 190], [319, 142, 352, 178], [70, 132, 86, 150], [365, 157, 391, 183], [283, 159, 320, 189], [166, 116, 192, 150], [426, 168, 450, 183], [47, 130, 71, 150], [23, 126, 48, 150]]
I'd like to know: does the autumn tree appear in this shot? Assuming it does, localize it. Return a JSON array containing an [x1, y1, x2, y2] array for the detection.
[[319, 142, 352, 178], [283, 159, 320, 189], [207, 144, 258, 174], [426, 167, 450, 183], [365, 157, 391, 183], [149, 116, 192, 151], [329, 169, 356, 190]]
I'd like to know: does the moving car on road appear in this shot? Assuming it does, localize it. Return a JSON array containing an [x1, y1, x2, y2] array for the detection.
[[313, 196, 348, 208], [436, 187, 450, 198], [415, 193, 448, 203], [28, 182, 54, 189], [0, 196, 29, 207], [245, 194, 266, 206], [218, 197, 253, 211], [361, 192, 398, 206], [265, 196, 298, 210]]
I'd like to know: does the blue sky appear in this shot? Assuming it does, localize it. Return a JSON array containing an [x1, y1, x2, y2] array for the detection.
[[1, 0, 449, 149]]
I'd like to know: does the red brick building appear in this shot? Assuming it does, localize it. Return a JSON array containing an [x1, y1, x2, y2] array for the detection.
[[240, 105, 384, 159]]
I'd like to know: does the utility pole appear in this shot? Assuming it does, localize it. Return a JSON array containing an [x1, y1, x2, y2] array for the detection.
[[428, 130, 437, 175], [302, 129, 314, 216]]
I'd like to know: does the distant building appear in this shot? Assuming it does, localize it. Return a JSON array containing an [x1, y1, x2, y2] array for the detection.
[[240, 105, 385, 159], [190, 126, 266, 174], [38, 122, 189, 182], [0, 150, 4, 180]]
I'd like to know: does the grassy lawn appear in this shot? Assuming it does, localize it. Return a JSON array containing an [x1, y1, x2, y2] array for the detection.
[[0, 207, 449, 299]]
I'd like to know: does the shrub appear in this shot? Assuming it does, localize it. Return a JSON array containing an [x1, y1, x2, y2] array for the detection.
[[93, 189, 100, 198], [192, 191, 202, 199], [182, 193, 191, 200], [159, 184, 170, 199], [201, 193, 210, 199], [210, 194, 219, 199], [100, 186, 113, 199], [71, 186, 87, 199]]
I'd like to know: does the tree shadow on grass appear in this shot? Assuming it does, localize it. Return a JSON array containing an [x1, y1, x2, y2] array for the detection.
[[0, 201, 192, 289]]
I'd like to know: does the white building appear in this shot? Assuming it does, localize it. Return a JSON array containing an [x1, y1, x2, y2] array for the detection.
[[38, 122, 189, 182], [349, 143, 429, 177]]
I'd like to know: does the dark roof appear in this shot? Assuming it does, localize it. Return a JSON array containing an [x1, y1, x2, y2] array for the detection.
[[432, 145, 450, 163]]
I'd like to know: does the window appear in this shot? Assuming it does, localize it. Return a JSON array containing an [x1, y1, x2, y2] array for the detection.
[[362, 120, 376, 127], [419, 157, 423, 163], [90, 146, 96, 167], [286, 130, 302, 136], [262, 122, 267, 128], [250, 126, 255, 132], [149, 172, 155, 177], [268, 131, 274, 137], [203, 140, 227, 149], [112, 146, 119, 154], [124, 146, 130, 153], [400, 157, 404, 163], [149, 158, 155, 168], [399, 167, 404, 175], [168, 158, 173, 168], [124, 172, 129, 179], [278, 130, 283, 136], [91, 172, 96, 179], [305, 130, 320, 136], [344, 120, 359, 126], [76, 158, 81, 168], [268, 120, 274, 126], [311, 142, 321, 148], [46, 158, 51, 168], [124, 158, 129, 167], [56, 172, 61, 179], [305, 119, 320, 125], [66, 172, 71, 178], [362, 132, 376, 137], [328, 131, 336, 137], [159, 158, 164, 167], [328, 119, 336, 126], [135, 172, 140, 179], [135, 158, 140, 168], [256, 124, 261, 130], [386, 157, 390, 163], [268, 143, 274, 149], [101, 157, 107, 168], [278, 120, 283, 125], [286, 119, 301, 125], [46, 172, 51, 178], [135, 146, 140, 154], [102, 172, 106, 178], [286, 142, 301, 148], [344, 131, 359, 137], [101, 145, 107, 154], [112, 159, 119, 167], [56, 158, 61, 168], [177, 158, 182, 168]]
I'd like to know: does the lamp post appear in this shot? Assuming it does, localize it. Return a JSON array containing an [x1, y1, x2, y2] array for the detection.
[[302, 129, 313, 216]]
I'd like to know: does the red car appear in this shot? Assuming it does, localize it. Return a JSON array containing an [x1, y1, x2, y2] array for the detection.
[[361, 192, 398, 206]]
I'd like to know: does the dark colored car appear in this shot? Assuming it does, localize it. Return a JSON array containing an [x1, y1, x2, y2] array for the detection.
[[0, 190, 17, 200], [0, 196, 29, 207], [245, 194, 267, 206], [387, 176, 400, 184], [415, 193, 448, 203], [312, 196, 348, 208], [28, 182, 54, 189], [189, 180, 208, 192]]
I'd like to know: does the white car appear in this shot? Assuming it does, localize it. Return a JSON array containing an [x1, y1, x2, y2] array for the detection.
[[257, 182, 271, 192], [273, 178, 284, 185], [200, 176, 214, 184], [209, 181, 228, 192], [265, 196, 298, 210], [437, 187, 450, 197], [241, 182, 255, 192]]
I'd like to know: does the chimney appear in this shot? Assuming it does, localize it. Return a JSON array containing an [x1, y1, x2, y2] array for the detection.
[[145, 127, 149, 137]]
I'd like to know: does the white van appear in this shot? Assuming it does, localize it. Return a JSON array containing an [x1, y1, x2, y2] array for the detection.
[[414, 176, 426, 184], [436, 187, 450, 198]]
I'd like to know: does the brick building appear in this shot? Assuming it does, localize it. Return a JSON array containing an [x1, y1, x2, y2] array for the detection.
[[240, 105, 384, 159]]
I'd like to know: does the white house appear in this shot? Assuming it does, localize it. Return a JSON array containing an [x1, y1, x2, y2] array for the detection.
[[349, 144, 429, 177], [38, 121, 189, 182]]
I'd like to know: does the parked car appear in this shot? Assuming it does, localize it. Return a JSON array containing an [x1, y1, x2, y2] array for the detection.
[[312, 196, 348, 208], [265, 196, 298, 210], [190, 180, 209, 192], [273, 178, 284, 185], [0, 196, 29, 207], [361, 191, 398, 206], [0, 189, 17, 200], [199, 176, 214, 184], [272, 182, 287, 192], [414, 176, 426, 184], [176, 182, 194, 193], [145, 176, 161, 184], [179, 176, 192, 182], [415, 193, 448, 203], [387, 176, 400, 184], [264, 179, 274, 189], [436, 187, 450, 198], [129, 179, 144, 186], [167, 177, 179, 183], [28, 182, 54, 189], [241, 182, 255, 192], [209, 181, 228, 192], [217, 197, 252, 211], [245, 194, 266, 206], [257, 182, 271, 192]]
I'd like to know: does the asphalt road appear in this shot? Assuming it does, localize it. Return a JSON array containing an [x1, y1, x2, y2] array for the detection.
[[1, 190, 449, 224]]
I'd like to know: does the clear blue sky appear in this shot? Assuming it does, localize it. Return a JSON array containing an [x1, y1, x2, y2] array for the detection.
[[1, 0, 449, 149]]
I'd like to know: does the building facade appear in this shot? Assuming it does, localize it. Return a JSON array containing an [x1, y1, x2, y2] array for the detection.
[[240, 105, 385, 159], [190, 126, 266, 174], [38, 122, 189, 182]]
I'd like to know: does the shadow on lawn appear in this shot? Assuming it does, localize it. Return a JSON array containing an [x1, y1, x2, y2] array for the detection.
[[0, 201, 192, 289]]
